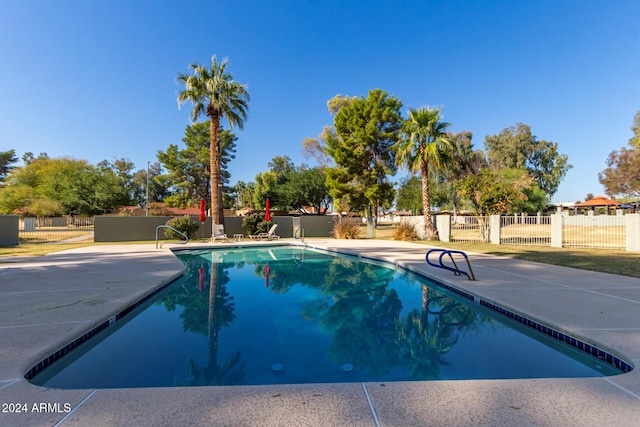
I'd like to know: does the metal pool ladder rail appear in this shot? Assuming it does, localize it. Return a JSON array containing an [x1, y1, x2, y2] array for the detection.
[[155, 225, 189, 249], [426, 249, 476, 280]]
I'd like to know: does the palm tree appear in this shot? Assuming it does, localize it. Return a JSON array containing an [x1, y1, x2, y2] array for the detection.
[[177, 56, 249, 231], [394, 107, 452, 239]]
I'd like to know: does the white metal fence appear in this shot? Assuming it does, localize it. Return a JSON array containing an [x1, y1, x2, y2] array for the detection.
[[451, 216, 490, 242], [500, 215, 551, 246], [443, 213, 632, 251], [19, 216, 95, 245], [562, 215, 626, 250]]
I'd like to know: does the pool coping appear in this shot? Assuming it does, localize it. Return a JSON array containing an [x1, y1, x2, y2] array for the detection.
[[1, 239, 640, 426]]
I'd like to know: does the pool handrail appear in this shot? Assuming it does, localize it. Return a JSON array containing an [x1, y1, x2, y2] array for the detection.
[[294, 225, 305, 241], [155, 225, 189, 249], [425, 249, 476, 280]]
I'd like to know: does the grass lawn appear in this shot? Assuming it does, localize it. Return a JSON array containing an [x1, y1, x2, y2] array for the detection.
[[368, 223, 640, 278], [426, 241, 640, 279], [0, 243, 97, 258]]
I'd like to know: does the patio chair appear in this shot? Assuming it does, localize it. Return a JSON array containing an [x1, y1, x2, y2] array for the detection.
[[212, 224, 229, 242], [249, 224, 280, 240]]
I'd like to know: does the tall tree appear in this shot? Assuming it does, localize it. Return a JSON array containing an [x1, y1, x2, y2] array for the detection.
[[253, 171, 279, 209], [267, 155, 295, 183], [631, 110, 640, 149], [455, 168, 531, 242], [395, 175, 422, 214], [252, 155, 298, 210], [325, 89, 402, 220], [157, 122, 237, 208], [21, 152, 49, 165], [484, 123, 571, 197], [231, 180, 254, 209], [599, 148, 640, 198], [599, 111, 640, 198], [500, 168, 548, 213], [279, 167, 332, 214], [94, 159, 134, 208], [431, 131, 485, 218], [0, 149, 18, 186], [132, 162, 168, 207], [177, 56, 249, 233], [95, 158, 137, 206], [301, 126, 333, 168], [394, 107, 452, 240], [327, 94, 355, 114], [456, 168, 532, 216], [0, 157, 127, 215]]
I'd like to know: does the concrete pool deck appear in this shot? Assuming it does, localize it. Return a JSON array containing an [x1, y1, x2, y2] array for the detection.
[[0, 239, 639, 426]]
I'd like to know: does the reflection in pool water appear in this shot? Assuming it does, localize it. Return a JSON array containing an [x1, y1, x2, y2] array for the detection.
[[32, 247, 621, 389]]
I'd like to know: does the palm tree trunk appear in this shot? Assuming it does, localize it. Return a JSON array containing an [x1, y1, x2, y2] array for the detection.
[[453, 202, 458, 224], [217, 175, 224, 225], [421, 161, 439, 240], [206, 262, 220, 383], [209, 112, 225, 234], [421, 284, 429, 316]]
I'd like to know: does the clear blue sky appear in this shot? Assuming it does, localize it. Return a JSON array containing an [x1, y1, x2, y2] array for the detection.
[[1, 0, 638, 203]]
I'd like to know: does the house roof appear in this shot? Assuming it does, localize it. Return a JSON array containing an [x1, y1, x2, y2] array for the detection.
[[575, 196, 621, 207]]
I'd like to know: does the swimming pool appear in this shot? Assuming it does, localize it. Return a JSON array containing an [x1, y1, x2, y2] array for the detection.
[[30, 246, 623, 388]]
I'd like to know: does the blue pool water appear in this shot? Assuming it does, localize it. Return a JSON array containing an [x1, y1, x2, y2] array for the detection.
[[31, 246, 621, 388]]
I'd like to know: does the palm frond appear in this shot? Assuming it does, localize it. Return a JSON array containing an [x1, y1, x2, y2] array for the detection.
[[396, 106, 452, 171], [176, 56, 249, 128]]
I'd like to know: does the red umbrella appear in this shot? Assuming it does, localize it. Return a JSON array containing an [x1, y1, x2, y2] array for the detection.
[[265, 198, 271, 221], [199, 199, 206, 223], [264, 265, 270, 288]]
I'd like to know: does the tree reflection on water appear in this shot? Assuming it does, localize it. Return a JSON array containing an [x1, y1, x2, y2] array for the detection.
[[396, 284, 481, 380], [167, 248, 483, 384], [162, 254, 245, 386]]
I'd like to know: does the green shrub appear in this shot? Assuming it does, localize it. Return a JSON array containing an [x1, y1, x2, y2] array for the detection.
[[392, 220, 419, 241], [331, 216, 360, 239], [165, 215, 200, 239], [242, 213, 272, 235]]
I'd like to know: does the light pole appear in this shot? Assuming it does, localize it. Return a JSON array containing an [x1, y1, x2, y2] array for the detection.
[[145, 161, 150, 217]]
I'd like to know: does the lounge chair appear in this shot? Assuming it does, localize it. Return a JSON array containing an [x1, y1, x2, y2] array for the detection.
[[249, 224, 280, 240], [212, 224, 229, 242]]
